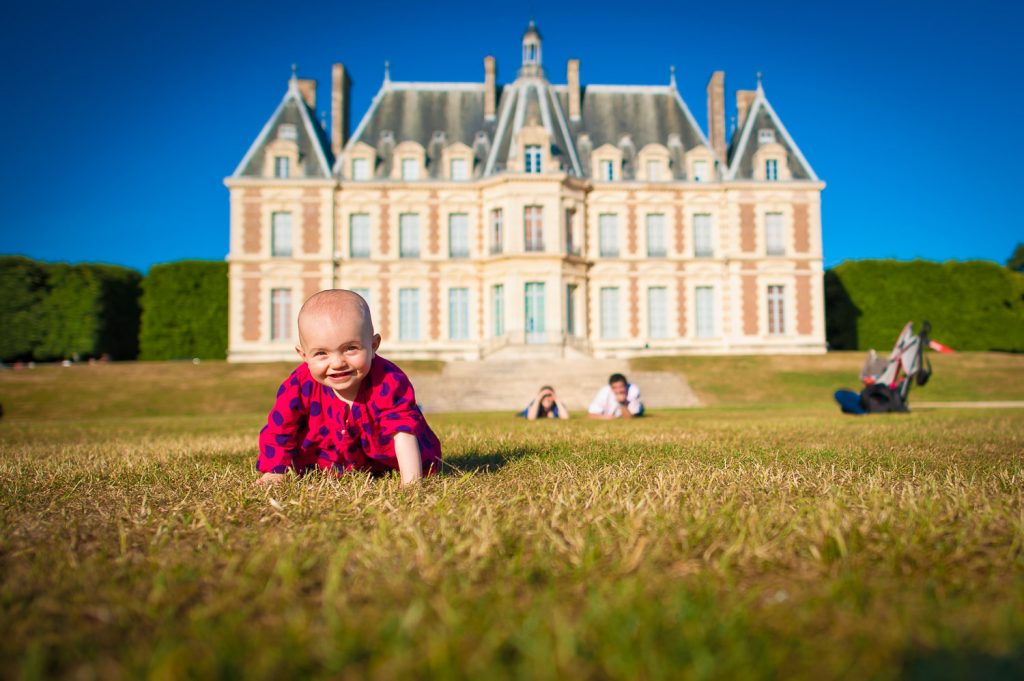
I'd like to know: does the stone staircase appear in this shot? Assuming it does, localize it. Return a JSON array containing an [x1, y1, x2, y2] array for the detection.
[[409, 357, 700, 414]]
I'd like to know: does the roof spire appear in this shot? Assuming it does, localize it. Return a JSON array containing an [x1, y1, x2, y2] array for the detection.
[[383, 60, 391, 84], [290, 63, 298, 81], [669, 64, 677, 89], [756, 71, 763, 93]]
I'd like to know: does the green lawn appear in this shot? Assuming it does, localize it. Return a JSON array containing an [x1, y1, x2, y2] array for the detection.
[[1, 355, 1023, 679]]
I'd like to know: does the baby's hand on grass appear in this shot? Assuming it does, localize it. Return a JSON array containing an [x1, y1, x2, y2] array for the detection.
[[256, 472, 286, 486]]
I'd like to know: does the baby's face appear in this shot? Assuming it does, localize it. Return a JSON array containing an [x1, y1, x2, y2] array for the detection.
[[297, 309, 380, 401]]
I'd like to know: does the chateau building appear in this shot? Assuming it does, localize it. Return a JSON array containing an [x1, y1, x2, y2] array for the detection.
[[225, 22, 826, 361]]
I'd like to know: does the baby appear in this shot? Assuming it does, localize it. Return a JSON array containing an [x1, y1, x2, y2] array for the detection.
[[256, 289, 441, 486]]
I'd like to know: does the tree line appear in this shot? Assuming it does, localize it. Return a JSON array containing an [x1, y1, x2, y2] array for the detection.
[[0, 257, 226, 362], [1, 254, 1022, 362]]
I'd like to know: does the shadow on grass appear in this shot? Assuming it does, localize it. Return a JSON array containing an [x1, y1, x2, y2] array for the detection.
[[440, 447, 539, 475], [901, 647, 1024, 680]]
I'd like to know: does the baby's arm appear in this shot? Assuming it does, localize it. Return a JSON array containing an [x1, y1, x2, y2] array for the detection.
[[394, 432, 423, 486], [255, 370, 309, 485]]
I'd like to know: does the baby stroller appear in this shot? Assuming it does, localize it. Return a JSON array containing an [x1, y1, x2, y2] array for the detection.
[[835, 321, 934, 414]]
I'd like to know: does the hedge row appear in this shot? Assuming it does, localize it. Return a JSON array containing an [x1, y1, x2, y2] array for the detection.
[[0, 257, 226, 363], [3, 256, 1022, 361], [825, 259, 1024, 351], [139, 261, 227, 360]]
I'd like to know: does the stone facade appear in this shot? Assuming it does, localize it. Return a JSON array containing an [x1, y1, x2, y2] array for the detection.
[[225, 23, 826, 361]]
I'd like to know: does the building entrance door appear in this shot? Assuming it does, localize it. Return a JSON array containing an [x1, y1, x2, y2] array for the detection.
[[524, 282, 545, 344]]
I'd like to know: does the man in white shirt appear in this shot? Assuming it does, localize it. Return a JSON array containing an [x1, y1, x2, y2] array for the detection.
[[588, 373, 644, 419]]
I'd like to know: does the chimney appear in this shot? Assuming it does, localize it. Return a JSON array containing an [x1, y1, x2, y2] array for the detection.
[[484, 56, 497, 120], [736, 89, 757, 134], [706, 71, 725, 163], [331, 64, 351, 157], [297, 79, 317, 109], [567, 59, 581, 121]]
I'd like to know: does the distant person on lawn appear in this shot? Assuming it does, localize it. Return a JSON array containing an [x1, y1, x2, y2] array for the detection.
[[256, 289, 441, 487], [588, 373, 644, 419], [521, 385, 570, 420]]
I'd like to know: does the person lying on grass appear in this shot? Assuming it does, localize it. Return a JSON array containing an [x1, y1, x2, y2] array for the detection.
[[587, 373, 644, 419], [520, 385, 570, 420], [256, 289, 441, 487]]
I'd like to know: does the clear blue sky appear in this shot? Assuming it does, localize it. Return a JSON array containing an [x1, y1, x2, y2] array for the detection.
[[2, 0, 1021, 272]]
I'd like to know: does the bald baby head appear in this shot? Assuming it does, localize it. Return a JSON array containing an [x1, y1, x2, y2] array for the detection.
[[297, 289, 375, 350]]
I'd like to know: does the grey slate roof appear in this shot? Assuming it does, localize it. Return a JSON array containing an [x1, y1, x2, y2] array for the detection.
[[349, 84, 497, 179], [345, 77, 716, 180], [233, 79, 333, 179], [565, 85, 709, 179], [725, 90, 817, 181]]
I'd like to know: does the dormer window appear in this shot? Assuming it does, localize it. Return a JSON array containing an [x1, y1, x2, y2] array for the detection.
[[601, 160, 614, 181], [758, 128, 776, 145], [450, 158, 469, 180], [765, 159, 778, 181], [352, 158, 369, 180], [278, 124, 298, 141], [274, 156, 290, 178], [693, 160, 708, 182], [525, 145, 542, 173], [646, 159, 660, 181], [401, 158, 419, 180]]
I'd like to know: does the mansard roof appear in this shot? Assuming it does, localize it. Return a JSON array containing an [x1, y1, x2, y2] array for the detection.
[[346, 81, 497, 179], [232, 77, 333, 179], [725, 87, 817, 181], [564, 84, 710, 179], [345, 75, 713, 180]]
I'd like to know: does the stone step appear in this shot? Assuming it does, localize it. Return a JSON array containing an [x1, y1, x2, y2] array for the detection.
[[410, 359, 700, 414]]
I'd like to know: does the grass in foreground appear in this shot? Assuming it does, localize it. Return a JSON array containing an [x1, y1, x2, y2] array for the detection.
[[1, 358, 1023, 679]]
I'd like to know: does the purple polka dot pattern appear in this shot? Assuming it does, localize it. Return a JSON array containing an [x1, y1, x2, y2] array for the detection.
[[255, 358, 442, 477]]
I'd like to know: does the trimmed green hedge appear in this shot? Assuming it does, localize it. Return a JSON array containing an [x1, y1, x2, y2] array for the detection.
[[0, 257, 49, 361], [0, 258, 142, 362], [139, 261, 227, 360], [825, 259, 1024, 352]]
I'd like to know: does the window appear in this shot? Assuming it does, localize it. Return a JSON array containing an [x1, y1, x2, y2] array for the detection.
[[695, 286, 715, 338], [646, 159, 661, 181], [278, 124, 298, 140], [600, 287, 620, 339], [693, 160, 708, 182], [566, 283, 577, 336], [647, 287, 668, 339], [449, 288, 470, 340], [490, 208, 503, 254], [758, 128, 776, 144], [768, 285, 786, 335], [349, 214, 370, 258], [646, 214, 666, 257], [492, 284, 504, 336], [765, 212, 785, 256], [599, 214, 618, 257], [524, 206, 544, 252], [565, 209, 578, 255], [399, 214, 420, 258], [765, 159, 778, 181], [274, 156, 290, 179], [450, 158, 469, 180], [524, 145, 542, 173], [693, 214, 713, 257], [398, 288, 420, 340], [270, 288, 292, 341], [448, 213, 469, 258], [601, 159, 614, 181], [401, 158, 419, 180], [271, 212, 293, 257], [351, 287, 370, 309], [352, 158, 370, 180], [525, 282, 545, 341]]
